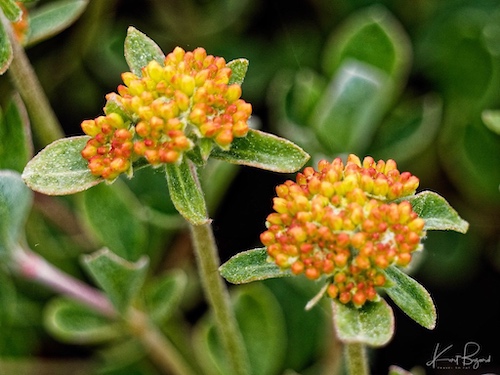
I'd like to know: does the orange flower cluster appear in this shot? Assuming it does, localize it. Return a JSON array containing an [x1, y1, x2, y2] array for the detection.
[[260, 155, 425, 307], [81, 47, 252, 180]]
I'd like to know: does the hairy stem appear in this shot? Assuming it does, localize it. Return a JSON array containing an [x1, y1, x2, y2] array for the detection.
[[190, 222, 251, 375], [0, 11, 64, 146], [344, 342, 369, 375]]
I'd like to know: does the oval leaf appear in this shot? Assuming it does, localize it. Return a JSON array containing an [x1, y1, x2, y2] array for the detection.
[[227, 58, 249, 85], [0, 170, 33, 255], [44, 297, 120, 344], [124, 26, 165, 77], [165, 159, 208, 225], [0, 20, 12, 75], [211, 129, 310, 173], [82, 248, 149, 314], [219, 248, 292, 284], [407, 191, 469, 233], [26, 0, 89, 46], [382, 266, 436, 329], [22, 136, 102, 195], [145, 269, 187, 323], [332, 298, 394, 347]]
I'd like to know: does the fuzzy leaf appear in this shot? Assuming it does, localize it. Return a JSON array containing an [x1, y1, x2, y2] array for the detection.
[[211, 129, 310, 173], [124, 26, 165, 77], [26, 0, 88, 46], [0, 95, 32, 172], [227, 58, 249, 85], [145, 270, 187, 323], [22, 136, 102, 195], [219, 248, 292, 284], [0, 0, 22, 22], [44, 297, 120, 344], [332, 298, 394, 347], [82, 248, 149, 314], [383, 266, 436, 329], [0, 171, 33, 255], [165, 159, 208, 225], [407, 191, 469, 233], [0, 20, 12, 74]]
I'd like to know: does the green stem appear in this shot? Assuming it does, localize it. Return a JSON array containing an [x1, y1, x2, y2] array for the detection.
[[0, 11, 64, 146], [189, 222, 251, 375], [344, 342, 369, 375]]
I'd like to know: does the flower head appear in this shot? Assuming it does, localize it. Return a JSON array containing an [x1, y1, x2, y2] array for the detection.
[[260, 155, 425, 307], [81, 47, 252, 179]]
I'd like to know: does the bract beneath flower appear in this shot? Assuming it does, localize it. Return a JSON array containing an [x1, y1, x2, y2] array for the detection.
[[260, 154, 425, 307], [81, 46, 252, 180]]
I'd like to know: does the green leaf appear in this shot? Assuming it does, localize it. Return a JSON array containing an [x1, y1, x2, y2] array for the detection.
[[22, 136, 103, 195], [310, 60, 392, 154], [0, 0, 22, 22], [0, 170, 33, 255], [332, 298, 394, 347], [407, 191, 469, 233], [82, 248, 149, 314], [165, 158, 208, 225], [323, 5, 410, 85], [383, 266, 436, 329], [80, 180, 149, 261], [145, 270, 187, 323], [227, 58, 249, 85], [195, 284, 286, 375], [211, 129, 310, 173], [219, 248, 292, 284], [44, 297, 121, 344], [481, 109, 500, 135], [124, 26, 165, 77], [26, 0, 89, 47], [0, 95, 32, 172], [0, 20, 12, 75]]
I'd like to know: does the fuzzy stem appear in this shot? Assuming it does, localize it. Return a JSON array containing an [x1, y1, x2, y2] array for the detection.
[[344, 342, 369, 375], [189, 222, 251, 375], [0, 11, 64, 146], [12, 247, 195, 375]]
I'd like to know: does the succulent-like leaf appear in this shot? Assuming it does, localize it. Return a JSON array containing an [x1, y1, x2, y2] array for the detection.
[[0, 20, 12, 75], [26, 0, 89, 46], [22, 136, 102, 195], [227, 58, 249, 85], [407, 191, 469, 233], [165, 159, 209, 225], [332, 298, 394, 347], [0, 0, 22, 22], [82, 248, 149, 314], [211, 129, 310, 173], [0, 170, 33, 255], [44, 297, 121, 344], [219, 248, 292, 284], [124, 26, 165, 77], [383, 266, 436, 329]]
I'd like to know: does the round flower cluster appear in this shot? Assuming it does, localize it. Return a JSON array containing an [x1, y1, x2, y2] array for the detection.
[[81, 47, 252, 180], [260, 154, 425, 307]]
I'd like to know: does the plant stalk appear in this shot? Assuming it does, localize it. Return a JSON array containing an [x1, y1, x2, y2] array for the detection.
[[344, 342, 369, 375], [189, 222, 251, 375], [0, 11, 64, 146]]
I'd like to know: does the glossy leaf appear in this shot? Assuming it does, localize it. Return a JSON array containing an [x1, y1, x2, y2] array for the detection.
[[82, 248, 149, 314], [26, 0, 89, 46], [0, 20, 12, 75], [145, 270, 187, 323], [383, 266, 436, 329], [219, 248, 292, 284], [332, 298, 394, 347], [22, 136, 103, 195], [0, 95, 32, 172], [482, 109, 500, 135], [80, 180, 148, 261], [124, 26, 165, 77], [165, 158, 208, 225], [0, 0, 22, 22], [310, 60, 392, 154], [227, 58, 249, 85], [407, 191, 469, 233], [323, 5, 410, 85], [44, 297, 120, 344], [211, 129, 310, 173], [0, 170, 33, 255]]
